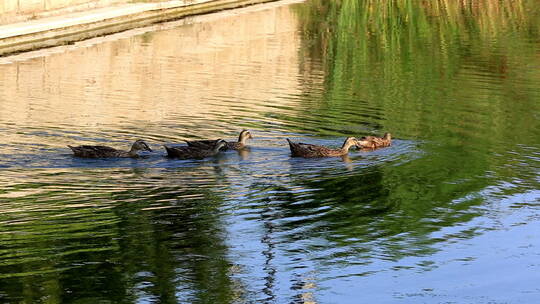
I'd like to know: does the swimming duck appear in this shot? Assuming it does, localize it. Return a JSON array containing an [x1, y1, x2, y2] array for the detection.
[[357, 133, 391, 149], [286, 137, 361, 158], [164, 139, 228, 159], [68, 139, 152, 158], [185, 129, 253, 151]]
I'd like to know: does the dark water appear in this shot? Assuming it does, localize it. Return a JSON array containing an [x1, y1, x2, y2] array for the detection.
[[1, 0, 539, 303]]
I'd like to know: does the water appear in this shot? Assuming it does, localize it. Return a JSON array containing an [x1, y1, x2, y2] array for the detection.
[[1, 0, 539, 303]]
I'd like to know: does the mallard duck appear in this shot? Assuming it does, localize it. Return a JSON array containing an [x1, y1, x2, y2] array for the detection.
[[185, 130, 253, 151], [68, 139, 152, 158], [164, 139, 228, 159], [357, 133, 391, 149], [286, 137, 361, 158]]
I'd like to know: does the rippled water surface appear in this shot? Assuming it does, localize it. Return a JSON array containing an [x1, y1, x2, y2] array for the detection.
[[1, 0, 539, 303]]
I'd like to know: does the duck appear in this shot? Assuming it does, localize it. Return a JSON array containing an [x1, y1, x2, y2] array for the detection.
[[185, 129, 253, 151], [68, 139, 152, 158], [357, 133, 391, 149], [286, 137, 361, 158], [164, 139, 228, 159]]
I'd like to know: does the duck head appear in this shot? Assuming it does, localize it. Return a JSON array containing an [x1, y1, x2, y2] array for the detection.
[[238, 130, 253, 144], [342, 137, 360, 150], [131, 140, 153, 152]]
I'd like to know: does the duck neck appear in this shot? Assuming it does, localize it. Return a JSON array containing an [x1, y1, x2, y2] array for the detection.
[[129, 145, 140, 156], [238, 133, 248, 144], [341, 141, 354, 152]]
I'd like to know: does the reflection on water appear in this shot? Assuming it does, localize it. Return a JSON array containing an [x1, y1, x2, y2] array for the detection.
[[1, 0, 540, 303]]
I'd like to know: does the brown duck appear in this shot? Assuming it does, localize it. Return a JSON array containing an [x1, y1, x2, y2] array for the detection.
[[357, 133, 391, 149], [68, 139, 152, 158], [286, 137, 361, 158], [164, 139, 227, 159], [185, 130, 253, 151]]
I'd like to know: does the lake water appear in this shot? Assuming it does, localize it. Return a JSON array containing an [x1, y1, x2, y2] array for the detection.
[[0, 0, 539, 303]]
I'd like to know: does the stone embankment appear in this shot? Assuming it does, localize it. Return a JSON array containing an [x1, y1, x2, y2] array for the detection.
[[0, 0, 276, 56]]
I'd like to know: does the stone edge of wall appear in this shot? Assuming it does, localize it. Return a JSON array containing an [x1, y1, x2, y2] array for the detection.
[[0, 0, 129, 26], [0, 0, 277, 57]]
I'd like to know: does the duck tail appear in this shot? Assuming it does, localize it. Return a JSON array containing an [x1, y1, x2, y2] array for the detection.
[[286, 138, 298, 152], [286, 138, 297, 149], [286, 138, 302, 157], [67, 145, 76, 151]]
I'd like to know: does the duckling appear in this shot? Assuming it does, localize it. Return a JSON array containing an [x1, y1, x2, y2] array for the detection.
[[357, 133, 391, 149], [286, 137, 361, 158], [164, 139, 227, 159], [186, 129, 253, 151], [68, 139, 152, 158]]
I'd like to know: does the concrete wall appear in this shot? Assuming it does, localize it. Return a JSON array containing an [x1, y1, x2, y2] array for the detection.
[[0, 0, 128, 24], [2, 0, 92, 14], [0, 0, 281, 56]]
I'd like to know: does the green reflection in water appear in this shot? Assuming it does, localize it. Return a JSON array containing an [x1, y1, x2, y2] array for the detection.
[[292, 0, 540, 141], [0, 169, 240, 303]]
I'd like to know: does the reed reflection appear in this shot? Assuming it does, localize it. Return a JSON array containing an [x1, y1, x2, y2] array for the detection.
[[293, 0, 540, 142]]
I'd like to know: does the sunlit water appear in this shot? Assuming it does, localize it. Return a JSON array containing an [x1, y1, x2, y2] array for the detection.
[[1, 0, 539, 303]]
